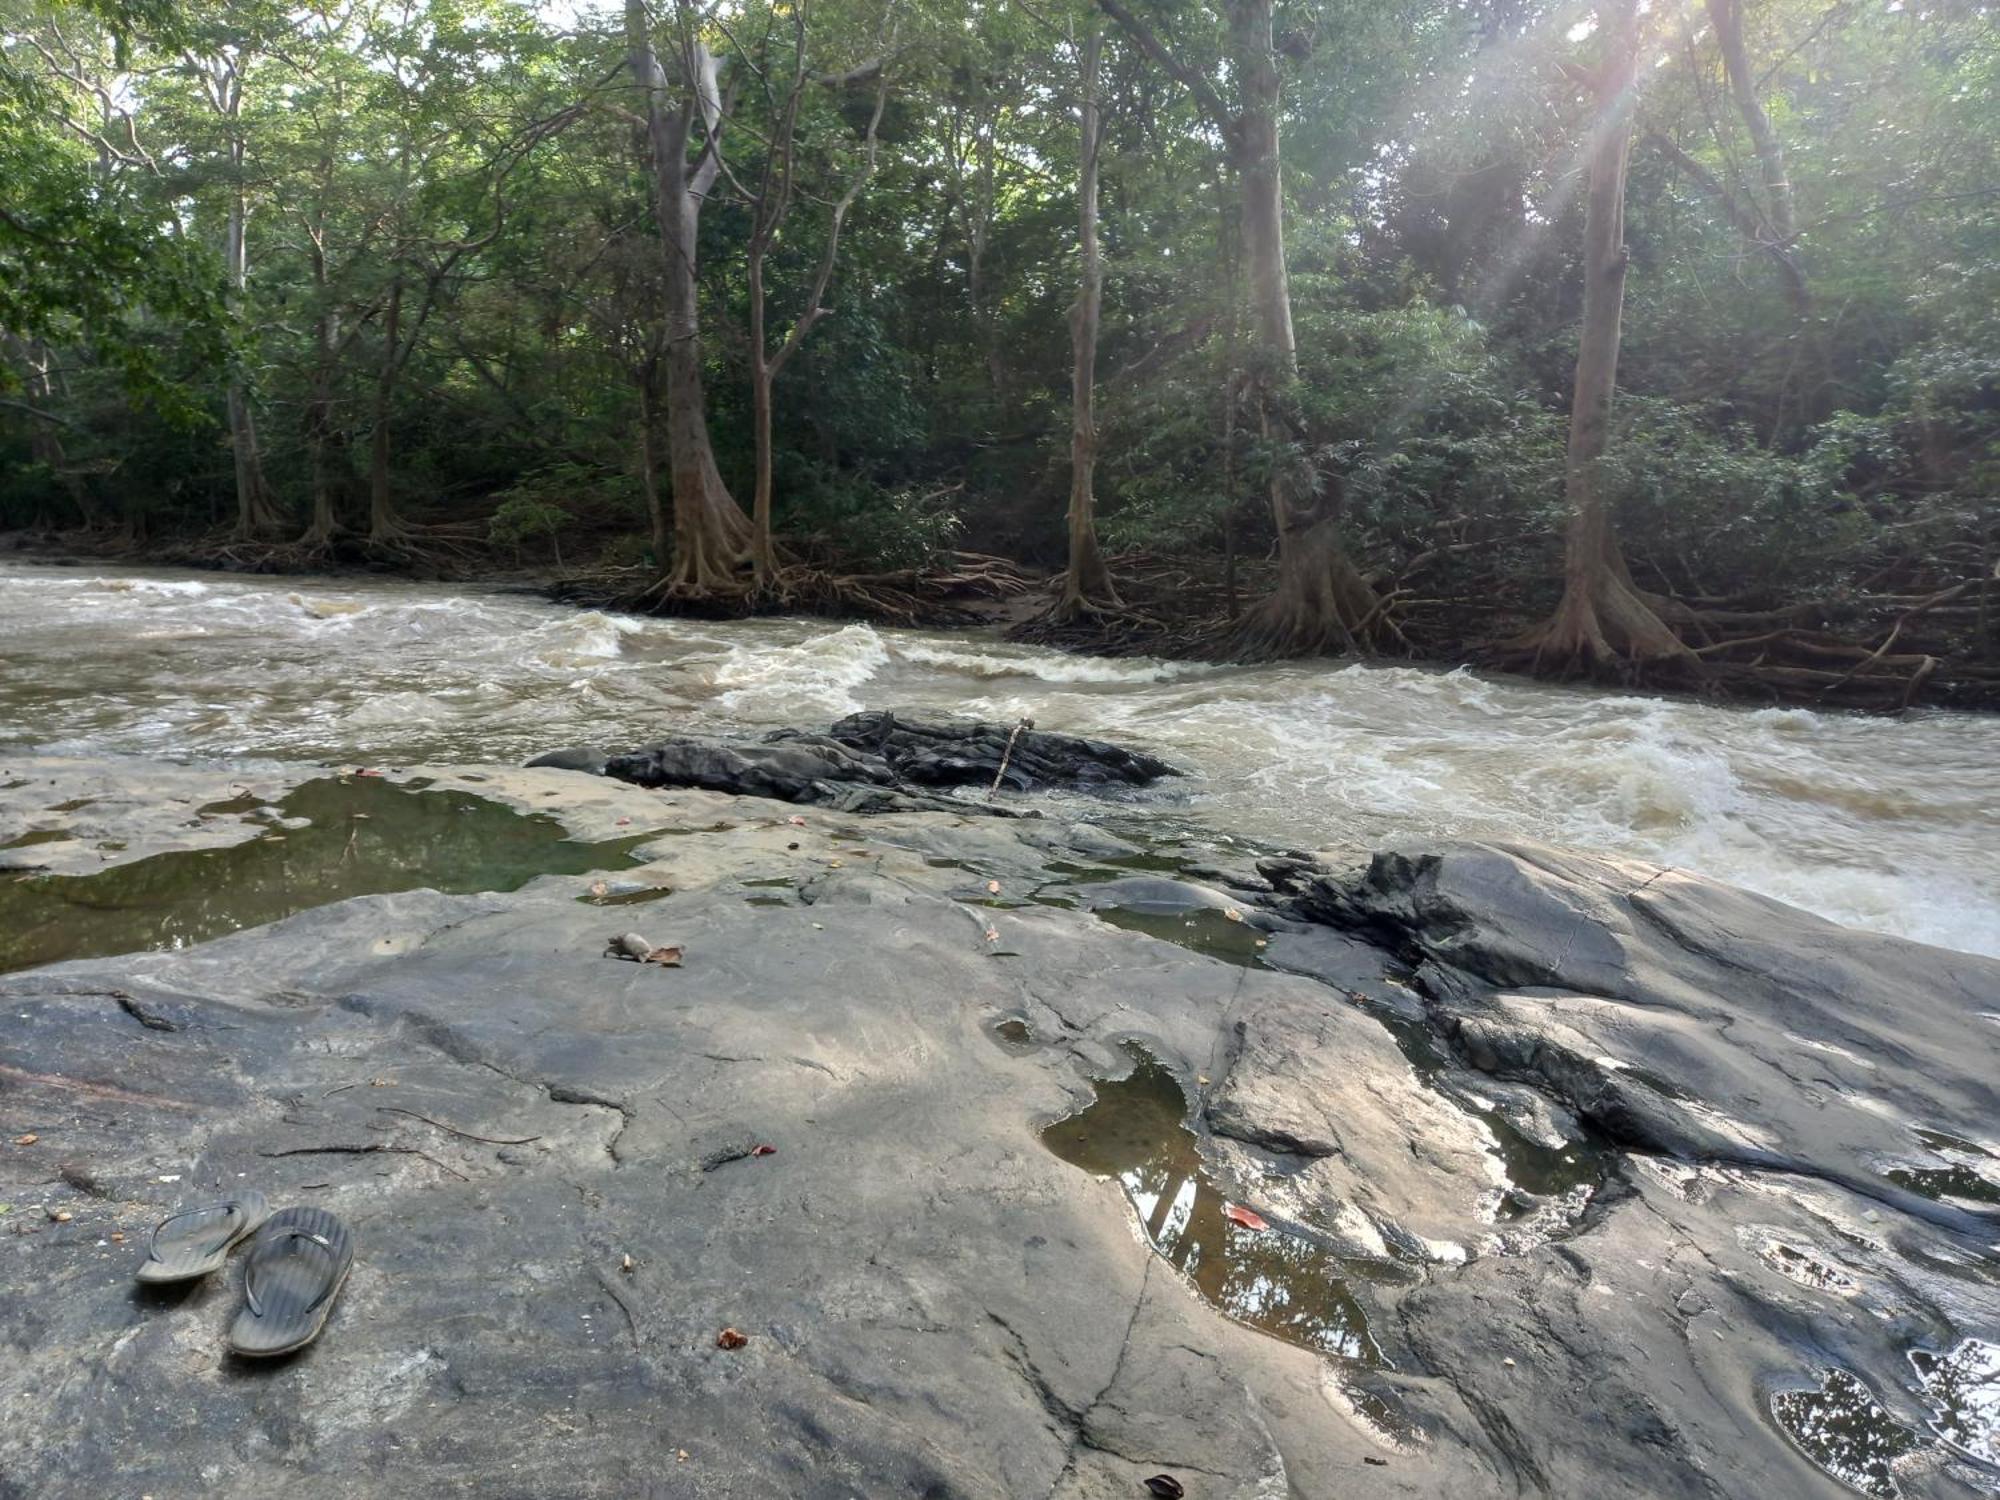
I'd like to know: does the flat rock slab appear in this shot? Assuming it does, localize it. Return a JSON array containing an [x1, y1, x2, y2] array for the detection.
[[2, 770, 1998, 1498]]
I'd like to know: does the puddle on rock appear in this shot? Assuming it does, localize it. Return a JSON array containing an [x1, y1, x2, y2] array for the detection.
[[1911, 1337, 2000, 1468], [0, 777, 657, 974], [1887, 1129, 2000, 1208], [196, 791, 265, 816], [1755, 1237, 1859, 1294], [990, 1018, 1037, 1052], [2, 827, 74, 851], [1771, 1368, 1921, 1497], [1090, 905, 1270, 967], [578, 885, 675, 907], [1041, 1046, 1382, 1362]]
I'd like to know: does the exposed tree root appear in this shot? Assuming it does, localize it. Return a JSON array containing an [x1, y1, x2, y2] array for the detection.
[[1221, 517, 1401, 661]]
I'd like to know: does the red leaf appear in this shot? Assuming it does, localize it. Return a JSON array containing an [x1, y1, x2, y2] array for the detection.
[[1223, 1203, 1269, 1232], [751, 1144, 777, 1157]]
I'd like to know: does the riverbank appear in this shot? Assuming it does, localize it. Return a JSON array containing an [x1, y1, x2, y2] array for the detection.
[[12, 527, 1996, 715], [3, 752, 1997, 1496]]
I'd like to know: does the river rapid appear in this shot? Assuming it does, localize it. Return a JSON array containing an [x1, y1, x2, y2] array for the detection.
[[2, 560, 1995, 958]]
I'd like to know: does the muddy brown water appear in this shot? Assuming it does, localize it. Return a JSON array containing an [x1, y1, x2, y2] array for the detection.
[[1, 561, 1995, 957]]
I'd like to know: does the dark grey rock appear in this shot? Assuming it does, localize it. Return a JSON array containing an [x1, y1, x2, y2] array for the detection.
[[817, 708, 1181, 790], [524, 745, 610, 774]]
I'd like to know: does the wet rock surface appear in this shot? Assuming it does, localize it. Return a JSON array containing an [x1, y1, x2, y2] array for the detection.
[[591, 709, 1182, 815], [812, 710, 1182, 790], [2, 760, 1997, 1498]]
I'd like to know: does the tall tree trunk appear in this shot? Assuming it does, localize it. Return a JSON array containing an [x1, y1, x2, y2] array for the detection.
[[1056, 28, 1117, 618], [300, 251, 343, 547], [748, 247, 777, 586], [224, 154, 279, 540], [368, 278, 405, 544], [1516, 0, 1691, 675], [1222, 0, 1380, 657], [626, 0, 752, 594], [635, 358, 671, 577], [1708, 0, 1796, 250]]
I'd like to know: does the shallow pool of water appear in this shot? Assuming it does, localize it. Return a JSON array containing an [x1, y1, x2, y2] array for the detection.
[[1040, 1045, 1383, 1362], [0, 776, 655, 973]]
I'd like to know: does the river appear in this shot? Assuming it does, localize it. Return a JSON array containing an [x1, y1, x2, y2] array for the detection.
[[2, 560, 1995, 958]]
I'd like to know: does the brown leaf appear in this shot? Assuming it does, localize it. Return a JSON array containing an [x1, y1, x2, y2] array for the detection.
[[984, 926, 1000, 944], [787, 815, 807, 827], [716, 1327, 748, 1350], [589, 881, 609, 898], [354, 767, 384, 778], [13, 1134, 37, 1147], [986, 879, 1001, 894], [1144, 1476, 1185, 1499], [751, 1144, 777, 1157], [1223, 907, 1243, 923], [1223, 1203, 1269, 1232], [644, 945, 684, 967]]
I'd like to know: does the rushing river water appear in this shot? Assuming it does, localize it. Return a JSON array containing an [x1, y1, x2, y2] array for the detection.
[[2, 561, 1995, 958]]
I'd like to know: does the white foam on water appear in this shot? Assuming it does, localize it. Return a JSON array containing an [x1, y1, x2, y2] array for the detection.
[[890, 638, 1202, 685], [710, 623, 892, 718]]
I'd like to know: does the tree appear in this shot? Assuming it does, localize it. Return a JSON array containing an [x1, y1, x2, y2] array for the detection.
[[624, 0, 753, 593], [1099, 0, 1383, 656], [1512, 0, 1693, 676], [741, 1, 894, 588], [180, 19, 282, 537], [1054, 22, 1117, 617]]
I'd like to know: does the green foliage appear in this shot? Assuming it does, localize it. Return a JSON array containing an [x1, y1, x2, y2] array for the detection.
[[0, 0, 1991, 623], [487, 493, 571, 561], [792, 470, 963, 571]]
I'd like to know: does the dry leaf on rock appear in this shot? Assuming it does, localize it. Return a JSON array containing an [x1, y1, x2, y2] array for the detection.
[[716, 1327, 748, 1350]]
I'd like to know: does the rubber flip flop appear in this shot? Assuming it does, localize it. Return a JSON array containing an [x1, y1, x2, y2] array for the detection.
[[226, 1206, 354, 1357], [134, 1191, 270, 1284]]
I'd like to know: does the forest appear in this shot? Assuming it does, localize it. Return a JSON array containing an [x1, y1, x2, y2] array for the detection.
[[2, 0, 1996, 707]]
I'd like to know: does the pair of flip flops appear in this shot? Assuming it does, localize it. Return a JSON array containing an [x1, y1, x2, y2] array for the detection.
[[136, 1191, 354, 1357]]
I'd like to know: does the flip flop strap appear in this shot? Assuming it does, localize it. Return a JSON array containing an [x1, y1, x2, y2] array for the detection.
[[148, 1201, 239, 1261], [244, 1228, 338, 1318]]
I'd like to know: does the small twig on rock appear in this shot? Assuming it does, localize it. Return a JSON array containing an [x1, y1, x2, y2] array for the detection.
[[988, 716, 1034, 800]]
